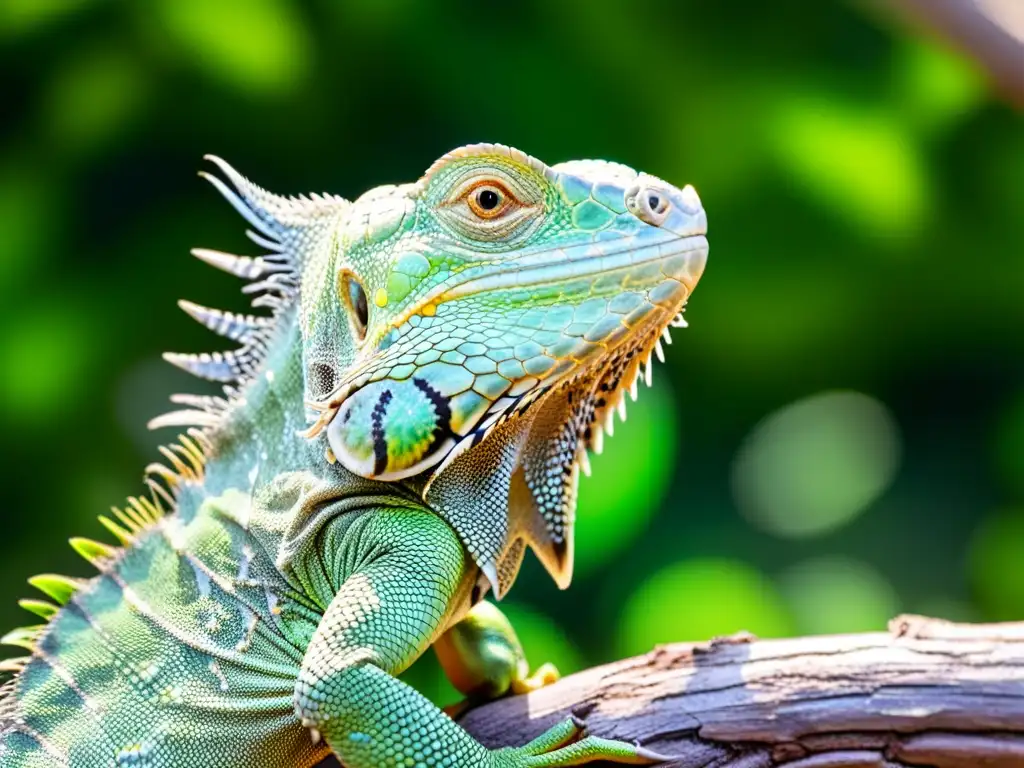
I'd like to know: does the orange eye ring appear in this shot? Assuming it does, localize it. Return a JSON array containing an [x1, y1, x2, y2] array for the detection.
[[466, 182, 513, 219]]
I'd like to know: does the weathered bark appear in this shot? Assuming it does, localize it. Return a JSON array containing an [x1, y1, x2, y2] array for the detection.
[[458, 616, 1024, 767]]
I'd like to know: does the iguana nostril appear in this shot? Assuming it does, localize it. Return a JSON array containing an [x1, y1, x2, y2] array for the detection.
[[625, 183, 671, 226]]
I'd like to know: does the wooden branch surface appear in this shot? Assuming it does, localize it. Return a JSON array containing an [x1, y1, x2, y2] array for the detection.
[[459, 616, 1024, 767], [876, 0, 1024, 108]]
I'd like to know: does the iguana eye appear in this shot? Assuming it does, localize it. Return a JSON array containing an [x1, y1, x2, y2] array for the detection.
[[467, 183, 509, 219], [341, 272, 369, 340], [434, 172, 544, 248]]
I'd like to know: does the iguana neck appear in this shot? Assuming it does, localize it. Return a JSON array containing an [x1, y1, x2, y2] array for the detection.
[[182, 301, 422, 547], [198, 307, 312, 500]]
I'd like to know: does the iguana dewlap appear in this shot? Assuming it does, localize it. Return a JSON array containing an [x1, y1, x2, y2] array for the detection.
[[0, 144, 707, 767]]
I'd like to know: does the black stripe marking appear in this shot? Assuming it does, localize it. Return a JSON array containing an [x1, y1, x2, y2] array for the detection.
[[412, 378, 454, 460], [413, 378, 451, 425], [371, 389, 393, 476]]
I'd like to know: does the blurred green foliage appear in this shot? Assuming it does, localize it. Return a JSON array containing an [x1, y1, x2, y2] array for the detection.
[[1, 0, 1021, 707]]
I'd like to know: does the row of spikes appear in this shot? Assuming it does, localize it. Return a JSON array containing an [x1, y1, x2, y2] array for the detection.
[[156, 248, 292, 399], [152, 155, 333, 431], [0, 433, 208, 667], [582, 317, 682, 465]]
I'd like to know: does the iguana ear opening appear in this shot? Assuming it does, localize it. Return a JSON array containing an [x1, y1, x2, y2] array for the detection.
[[157, 157, 350, 429]]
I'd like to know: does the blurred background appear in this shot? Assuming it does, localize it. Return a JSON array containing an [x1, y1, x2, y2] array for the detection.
[[0, 0, 1022, 705]]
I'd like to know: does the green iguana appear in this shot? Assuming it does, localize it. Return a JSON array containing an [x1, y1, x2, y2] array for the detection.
[[0, 143, 707, 767]]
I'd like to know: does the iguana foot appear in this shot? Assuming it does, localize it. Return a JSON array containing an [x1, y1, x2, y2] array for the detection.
[[491, 716, 673, 766], [445, 661, 560, 719], [437, 601, 563, 720], [511, 661, 560, 695]]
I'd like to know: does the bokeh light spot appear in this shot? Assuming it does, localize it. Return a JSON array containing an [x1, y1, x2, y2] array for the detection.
[[780, 555, 900, 635], [575, 384, 677, 576], [616, 558, 793, 657], [768, 95, 929, 240], [968, 509, 1024, 620], [154, 0, 311, 94], [44, 46, 145, 153], [0, 304, 92, 424], [732, 391, 901, 539], [894, 40, 985, 134]]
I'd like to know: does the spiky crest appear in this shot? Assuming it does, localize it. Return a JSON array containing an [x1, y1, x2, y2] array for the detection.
[[155, 156, 348, 432]]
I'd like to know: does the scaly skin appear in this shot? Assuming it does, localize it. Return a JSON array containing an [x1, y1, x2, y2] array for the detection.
[[0, 144, 707, 767]]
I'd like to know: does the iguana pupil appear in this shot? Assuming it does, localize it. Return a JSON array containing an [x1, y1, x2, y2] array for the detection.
[[478, 188, 499, 209]]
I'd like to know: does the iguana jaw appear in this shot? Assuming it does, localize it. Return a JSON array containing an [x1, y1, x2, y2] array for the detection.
[[430, 227, 707, 472]]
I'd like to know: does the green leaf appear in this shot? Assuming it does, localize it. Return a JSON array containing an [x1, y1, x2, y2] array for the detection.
[[768, 93, 930, 241]]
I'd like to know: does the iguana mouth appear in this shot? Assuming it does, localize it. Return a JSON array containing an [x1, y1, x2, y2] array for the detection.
[[437, 233, 708, 301]]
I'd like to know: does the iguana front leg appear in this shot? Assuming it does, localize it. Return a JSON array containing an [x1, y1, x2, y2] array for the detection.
[[292, 507, 668, 767]]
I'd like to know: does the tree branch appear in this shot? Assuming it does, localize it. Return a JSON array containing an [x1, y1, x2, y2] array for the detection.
[[459, 616, 1024, 767], [873, 0, 1024, 108]]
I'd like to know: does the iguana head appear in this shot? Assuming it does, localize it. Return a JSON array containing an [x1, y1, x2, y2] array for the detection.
[[181, 143, 706, 597], [299, 144, 707, 595]]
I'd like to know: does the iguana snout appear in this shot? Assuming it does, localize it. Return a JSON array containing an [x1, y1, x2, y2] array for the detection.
[[626, 177, 705, 236]]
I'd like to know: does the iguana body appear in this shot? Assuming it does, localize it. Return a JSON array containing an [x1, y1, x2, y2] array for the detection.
[[0, 144, 707, 767]]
